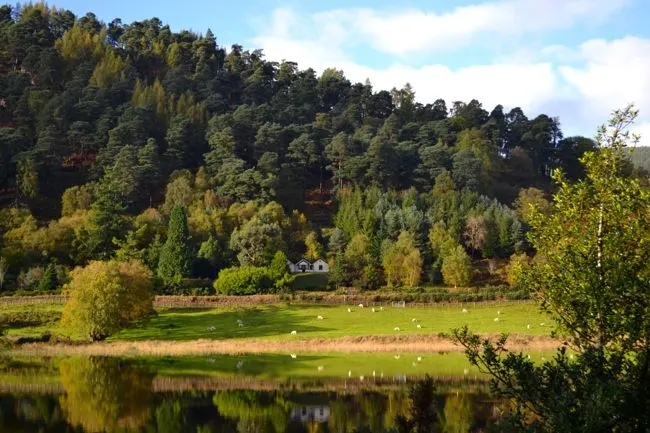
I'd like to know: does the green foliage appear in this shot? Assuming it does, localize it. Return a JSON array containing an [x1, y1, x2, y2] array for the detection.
[[157, 206, 193, 284], [61, 260, 154, 341], [37, 263, 59, 292], [212, 266, 274, 295], [505, 252, 530, 289], [382, 231, 422, 287], [453, 106, 650, 432], [441, 245, 472, 288], [268, 250, 289, 280]]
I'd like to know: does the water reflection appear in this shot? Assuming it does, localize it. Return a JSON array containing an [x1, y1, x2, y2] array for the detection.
[[58, 357, 154, 432], [0, 356, 498, 432]]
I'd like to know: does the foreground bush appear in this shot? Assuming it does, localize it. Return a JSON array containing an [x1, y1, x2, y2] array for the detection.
[[61, 260, 154, 341], [213, 266, 274, 295]]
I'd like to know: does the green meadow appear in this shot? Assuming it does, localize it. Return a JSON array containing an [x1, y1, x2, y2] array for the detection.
[[1, 301, 550, 342]]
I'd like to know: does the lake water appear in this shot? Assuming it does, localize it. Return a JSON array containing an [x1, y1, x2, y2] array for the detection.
[[0, 354, 501, 432]]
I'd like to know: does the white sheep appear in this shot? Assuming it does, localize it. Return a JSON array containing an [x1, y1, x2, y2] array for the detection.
[[317, 365, 324, 371], [290, 354, 297, 359], [497, 310, 501, 315], [462, 308, 468, 313], [348, 370, 352, 377], [527, 324, 531, 329], [540, 322, 546, 327], [494, 317, 500, 322], [358, 303, 364, 308], [347, 308, 352, 313], [394, 326, 400, 331], [238, 322, 244, 327], [290, 330, 297, 335], [417, 356, 422, 362], [380, 306, 384, 311], [207, 326, 216, 331], [371, 308, 376, 313], [394, 354, 401, 359], [411, 318, 417, 322], [317, 315, 324, 320], [359, 375, 364, 381], [416, 324, 422, 329]]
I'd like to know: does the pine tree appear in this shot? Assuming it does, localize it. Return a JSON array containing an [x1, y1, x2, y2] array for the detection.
[[87, 180, 128, 260], [38, 263, 59, 291], [157, 205, 193, 284]]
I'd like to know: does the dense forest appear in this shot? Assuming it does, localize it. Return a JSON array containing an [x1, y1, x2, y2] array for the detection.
[[0, 3, 645, 294]]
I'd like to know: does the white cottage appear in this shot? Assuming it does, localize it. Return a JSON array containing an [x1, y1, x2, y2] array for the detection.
[[312, 259, 329, 273], [286, 258, 329, 273]]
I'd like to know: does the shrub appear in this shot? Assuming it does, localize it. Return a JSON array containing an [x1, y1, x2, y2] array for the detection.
[[213, 266, 274, 295], [61, 260, 154, 341]]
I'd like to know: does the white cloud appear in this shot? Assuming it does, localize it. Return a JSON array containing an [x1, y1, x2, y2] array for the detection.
[[261, 0, 627, 56], [251, 5, 650, 145]]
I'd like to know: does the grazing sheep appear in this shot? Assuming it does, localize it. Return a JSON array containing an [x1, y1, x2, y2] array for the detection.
[[411, 318, 417, 322], [317, 365, 324, 371], [347, 308, 352, 313], [371, 308, 376, 312], [348, 370, 352, 377], [380, 306, 384, 311], [527, 324, 531, 329], [527, 354, 531, 359], [207, 326, 216, 331], [317, 315, 324, 320], [497, 310, 501, 315], [372, 370, 376, 377], [462, 308, 468, 313], [290, 354, 297, 359], [359, 375, 364, 381], [238, 322, 244, 327], [417, 356, 422, 362], [290, 330, 297, 335], [463, 368, 469, 375], [540, 322, 546, 327], [394, 326, 400, 331], [416, 324, 422, 329], [358, 303, 364, 308], [236, 360, 244, 369], [494, 317, 500, 322], [394, 354, 401, 359]]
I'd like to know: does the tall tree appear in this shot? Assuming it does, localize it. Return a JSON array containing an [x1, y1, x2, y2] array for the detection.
[[157, 205, 193, 284]]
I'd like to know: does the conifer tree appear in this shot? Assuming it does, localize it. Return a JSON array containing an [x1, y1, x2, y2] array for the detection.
[[157, 205, 193, 284], [38, 263, 59, 291]]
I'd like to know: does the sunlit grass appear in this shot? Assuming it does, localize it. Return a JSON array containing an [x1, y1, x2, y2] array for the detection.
[[113, 302, 550, 342]]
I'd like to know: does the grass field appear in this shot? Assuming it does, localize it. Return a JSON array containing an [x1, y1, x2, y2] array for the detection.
[[111, 302, 550, 342], [1, 301, 551, 342]]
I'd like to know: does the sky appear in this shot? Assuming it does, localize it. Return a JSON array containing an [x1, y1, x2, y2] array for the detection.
[[45, 0, 650, 143]]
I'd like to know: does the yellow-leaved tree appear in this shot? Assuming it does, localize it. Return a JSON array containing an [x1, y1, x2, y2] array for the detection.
[[61, 260, 154, 341]]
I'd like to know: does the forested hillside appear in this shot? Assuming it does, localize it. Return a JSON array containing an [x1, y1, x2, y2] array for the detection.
[[0, 3, 613, 293]]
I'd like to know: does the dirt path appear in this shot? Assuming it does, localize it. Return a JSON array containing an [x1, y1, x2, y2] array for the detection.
[[6, 334, 561, 357]]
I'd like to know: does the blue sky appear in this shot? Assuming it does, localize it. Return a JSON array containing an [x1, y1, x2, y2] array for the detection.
[[38, 0, 650, 142]]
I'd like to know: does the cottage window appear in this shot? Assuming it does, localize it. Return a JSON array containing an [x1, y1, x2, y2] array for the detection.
[[318, 265, 323, 270]]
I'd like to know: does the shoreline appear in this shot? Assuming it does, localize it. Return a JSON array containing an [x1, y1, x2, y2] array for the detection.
[[4, 334, 561, 357]]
